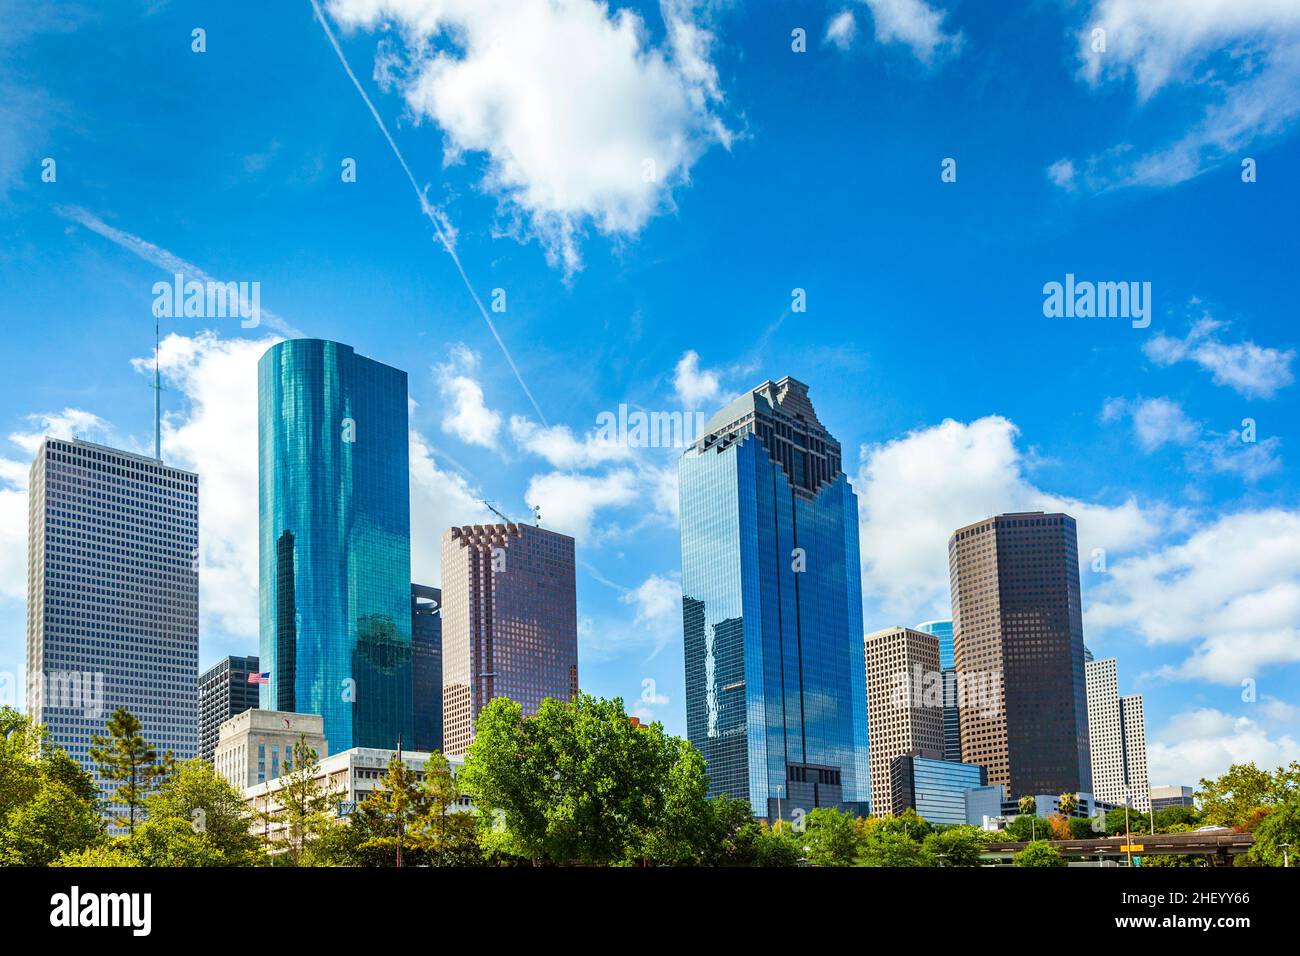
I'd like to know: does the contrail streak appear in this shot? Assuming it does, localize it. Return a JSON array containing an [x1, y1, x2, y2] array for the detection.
[[54, 205, 303, 337], [308, 0, 548, 426]]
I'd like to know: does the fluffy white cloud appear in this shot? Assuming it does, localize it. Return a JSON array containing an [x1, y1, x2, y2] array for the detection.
[[1103, 396, 1199, 452], [825, 10, 857, 50], [620, 572, 683, 660], [407, 426, 494, 584], [1086, 509, 1300, 683], [8, 408, 114, 456], [1067, 0, 1300, 187], [1147, 708, 1300, 787], [509, 415, 630, 469], [523, 469, 641, 539], [672, 349, 723, 409], [436, 345, 502, 448], [326, 0, 732, 274], [1144, 317, 1295, 399], [1101, 396, 1283, 481], [857, 0, 962, 63], [855, 415, 1171, 619]]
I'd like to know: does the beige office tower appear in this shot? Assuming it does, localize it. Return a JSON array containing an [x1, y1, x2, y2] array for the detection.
[[440, 523, 579, 756], [863, 626, 944, 816], [948, 512, 1091, 800], [1086, 658, 1150, 812]]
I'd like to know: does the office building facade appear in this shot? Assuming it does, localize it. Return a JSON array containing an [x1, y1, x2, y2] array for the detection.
[[864, 626, 945, 816], [214, 708, 327, 791], [198, 654, 260, 762], [889, 754, 987, 827], [1086, 658, 1150, 812], [25, 438, 199, 816], [441, 523, 579, 756], [258, 339, 413, 754], [679, 377, 870, 819], [916, 619, 962, 763], [1150, 785, 1195, 813], [948, 512, 1091, 799], [411, 584, 442, 754]]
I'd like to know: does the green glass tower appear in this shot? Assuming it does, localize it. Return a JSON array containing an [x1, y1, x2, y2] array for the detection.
[[258, 339, 413, 752]]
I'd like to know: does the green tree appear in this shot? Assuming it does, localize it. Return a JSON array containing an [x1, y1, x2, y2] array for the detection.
[[459, 694, 709, 865], [705, 795, 762, 866], [801, 807, 863, 866], [1154, 806, 1199, 831], [89, 707, 173, 834], [754, 821, 801, 866], [51, 845, 139, 867], [0, 708, 105, 865], [352, 754, 428, 867], [859, 828, 931, 867], [1250, 797, 1300, 867], [411, 752, 480, 866], [138, 758, 261, 865], [1013, 840, 1066, 867], [0, 780, 106, 866], [1067, 816, 1095, 840], [922, 825, 990, 866], [259, 735, 335, 865], [1017, 795, 1037, 817], [1195, 762, 1299, 828], [1005, 814, 1041, 842]]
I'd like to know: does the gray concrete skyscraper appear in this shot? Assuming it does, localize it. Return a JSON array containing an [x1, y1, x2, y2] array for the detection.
[[1086, 657, 1149, 812], [948, 512, 1091, 799], [25, 438, 199, 809]]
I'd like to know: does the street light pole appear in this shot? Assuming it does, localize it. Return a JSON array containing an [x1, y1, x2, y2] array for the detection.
[[1281, 842, 1291, 868]]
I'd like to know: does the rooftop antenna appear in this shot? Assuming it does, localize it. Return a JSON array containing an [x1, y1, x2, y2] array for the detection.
[[532, 504, 541, 527], [151, 312, 164, 461], [483, 500, 513, 524]]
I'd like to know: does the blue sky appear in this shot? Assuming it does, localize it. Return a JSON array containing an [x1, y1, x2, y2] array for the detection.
[[2, 0, 1298, 787]]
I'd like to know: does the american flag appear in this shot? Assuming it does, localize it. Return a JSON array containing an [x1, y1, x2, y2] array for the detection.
[[247, 672, 270, 685]]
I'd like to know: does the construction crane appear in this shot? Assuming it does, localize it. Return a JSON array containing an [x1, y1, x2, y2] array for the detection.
[[482, 500, 513, 524]]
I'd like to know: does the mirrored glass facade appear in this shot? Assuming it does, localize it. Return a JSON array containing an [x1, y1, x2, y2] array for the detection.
[[890, 754, 987, 827], [916, 619, 962, 762], [258, 339, 412, 753], [680, 377, 870, 819]]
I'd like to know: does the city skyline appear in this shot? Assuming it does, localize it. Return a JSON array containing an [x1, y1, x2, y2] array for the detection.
[[1, 1, 1298, 793]]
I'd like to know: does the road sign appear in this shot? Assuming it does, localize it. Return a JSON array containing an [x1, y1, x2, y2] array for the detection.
[[1119, 844, 1144, 852]]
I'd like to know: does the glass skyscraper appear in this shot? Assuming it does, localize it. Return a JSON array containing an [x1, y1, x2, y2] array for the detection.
[[679, 377, 870, 819], [916, 619, 962, 763], [411, 584, 442, 754], [258, 339, 412, 753]]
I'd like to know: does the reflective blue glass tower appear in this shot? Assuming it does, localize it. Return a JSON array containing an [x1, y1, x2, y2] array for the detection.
[[679, 377, 870, 819], [916, 619, 962, 763], [258, 339, 413, 753]]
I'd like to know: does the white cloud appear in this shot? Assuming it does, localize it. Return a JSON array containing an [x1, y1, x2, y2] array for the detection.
[[407, 426, 494, 585], [1101, 395, 1283, 481], [672, 350, 723, 409], [436, 345, 502, 448], [855, 415, 1171, 619], [326, 0, 732, 274], [857, 0, 962, 64], [1147, 708, 1300, 787], [132, 332, 280, 644], [1144, 317, 1295, 399], [825, 10, 857, 50], [1069, 0, 1300, 187], [509, 415, 630, 469], [1046, 157, 1077, 190], [523, 469, 640, 539], [1086, 509, 1300, 683], [8, 408, 114, 456], [620, 573, 683, 661]]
